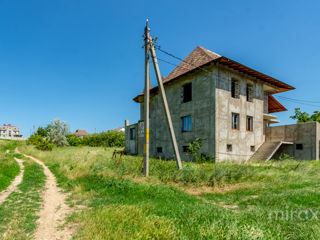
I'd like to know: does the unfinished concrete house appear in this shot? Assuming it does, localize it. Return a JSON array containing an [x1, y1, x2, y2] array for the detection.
[[125, 46, 320, 161]]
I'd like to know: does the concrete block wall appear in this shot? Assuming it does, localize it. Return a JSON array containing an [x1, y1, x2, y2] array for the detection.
[[215, 64, 265, 162], [147, 65, 216, 160], [266, 122, 319, 160], [129, 64, 271, 162]]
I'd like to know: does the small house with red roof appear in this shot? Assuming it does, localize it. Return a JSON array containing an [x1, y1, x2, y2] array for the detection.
[[72, 129, 89, 138]]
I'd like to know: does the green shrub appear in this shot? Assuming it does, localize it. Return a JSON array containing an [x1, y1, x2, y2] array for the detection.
[[187, 138, 214, 163], [35, 126, 51, 137], [35, 139, 54, 151], [82, 131, 124, 147], [26, 135, 43, 146], [67, 135, 82, 146]]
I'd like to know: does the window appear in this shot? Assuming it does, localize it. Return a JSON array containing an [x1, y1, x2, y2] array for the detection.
[[182, 83, 192, 103], [231, 79, 240, 99], [246, 84, 253, 102], [129, 128, 136, 140], [157, 147, 163, 153], [296, 144, 303, 150], [231, 113, 240, 130], [181, 116, 192, 132], [246, 116, 253, 131], [250, 145, 255, 152], [183, 146, 189, 152], [227, 144, 232, 152]]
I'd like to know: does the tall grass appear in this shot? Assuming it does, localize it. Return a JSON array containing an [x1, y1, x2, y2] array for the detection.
[[19, 144, 320, 239]]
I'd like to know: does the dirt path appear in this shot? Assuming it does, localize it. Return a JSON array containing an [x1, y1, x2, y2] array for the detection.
[[18, 150, 74, 240], [0, 156, 24, 205]]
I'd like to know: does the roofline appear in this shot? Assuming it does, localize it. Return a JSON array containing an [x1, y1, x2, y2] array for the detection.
[[133, 55, 295, 103]]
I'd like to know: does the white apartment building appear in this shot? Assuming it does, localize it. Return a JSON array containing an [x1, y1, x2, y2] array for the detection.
[[0, 124, 23, 139]]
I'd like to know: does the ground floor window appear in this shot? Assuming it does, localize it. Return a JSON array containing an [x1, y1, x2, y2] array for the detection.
[[157, 147, 163, 153], [130, 128, 136, 140], [227, 144, 232, 152], [296, 144, 303, 150], [183, 146, 189, 152]]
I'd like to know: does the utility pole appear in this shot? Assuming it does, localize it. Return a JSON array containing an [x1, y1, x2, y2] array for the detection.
[[143, 20, 150, 176], [149, 37, 182, 169]]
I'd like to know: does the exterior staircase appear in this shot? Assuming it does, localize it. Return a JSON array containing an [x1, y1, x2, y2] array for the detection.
[[250, 141, 293, 161]]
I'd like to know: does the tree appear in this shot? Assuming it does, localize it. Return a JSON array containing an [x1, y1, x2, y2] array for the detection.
[[35, 126, 51, 137], [290, 108, 320, 123], [47, 118, 70, 147]]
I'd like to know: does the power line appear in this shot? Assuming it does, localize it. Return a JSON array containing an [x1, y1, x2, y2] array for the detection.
[[276, 96, 320, 108], [157, 57, 198, 72], [277, 96, 320, 104], [154, 43, 320, 109], [154, 44, 211, 74]]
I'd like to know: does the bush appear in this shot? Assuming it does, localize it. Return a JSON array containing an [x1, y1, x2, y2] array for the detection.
[[67, 135, 82, 146], [187, 138, 213, 163], [35, 139, 54, 151], [35, 126, 51, 137], [82, 131, 124, 147], [26, 135, 44, 146]]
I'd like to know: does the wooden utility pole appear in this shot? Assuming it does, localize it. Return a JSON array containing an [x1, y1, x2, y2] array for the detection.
[[149, 37, 183, 169], [143, 20, 150, 176]]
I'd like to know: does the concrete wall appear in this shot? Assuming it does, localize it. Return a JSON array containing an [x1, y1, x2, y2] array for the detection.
[[215, 64, 265, 162], [266, 122, 319, 160], [146, 65, 216, 160], [125, 123, 138, 155], [128, 63, 270, 162]]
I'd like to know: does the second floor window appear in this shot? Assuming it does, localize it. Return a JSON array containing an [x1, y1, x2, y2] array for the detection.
[[231, 79, 240, 99], [182, 83, 192, 103], [232, 113, 239, 130], [246, 84, 253, 102], [181, 116, 192, 132], [246, 116, 253, 131]]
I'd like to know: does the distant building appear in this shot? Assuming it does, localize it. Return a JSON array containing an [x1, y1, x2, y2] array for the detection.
[[112, 126, 125, 132], [0, 124, 23, 139], [72, 129, 89, 138]]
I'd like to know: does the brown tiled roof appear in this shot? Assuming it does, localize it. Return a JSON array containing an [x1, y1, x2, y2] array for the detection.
[[268, 95, 287, 113], [164, 46, 221, 83], [72, 129, 89, 136], [134, 46, 294, 102]]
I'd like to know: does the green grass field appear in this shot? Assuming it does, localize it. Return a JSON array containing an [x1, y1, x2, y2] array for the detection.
[[0, 141, 20, 192], [17, 143, 320, 240]]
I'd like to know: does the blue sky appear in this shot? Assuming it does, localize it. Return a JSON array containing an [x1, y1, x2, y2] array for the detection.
[[0, 0, 320, 137]]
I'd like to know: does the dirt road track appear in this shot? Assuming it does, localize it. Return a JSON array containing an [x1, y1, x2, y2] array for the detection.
[[17, 149, 74, 240]]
